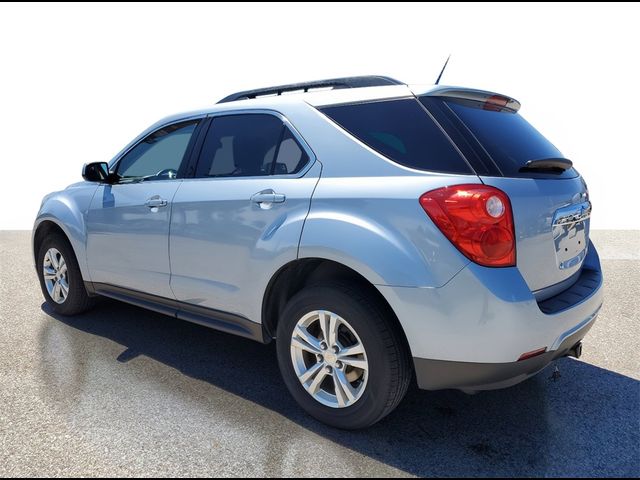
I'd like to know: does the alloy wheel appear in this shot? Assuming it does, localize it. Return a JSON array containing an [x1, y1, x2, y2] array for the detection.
[[290, 310, 369, 408], [43, 248, 69, 304]]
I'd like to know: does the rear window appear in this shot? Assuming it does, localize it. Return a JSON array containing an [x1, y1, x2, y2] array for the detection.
[[320, 99, 472, 174], [430, 97, 576, 178]]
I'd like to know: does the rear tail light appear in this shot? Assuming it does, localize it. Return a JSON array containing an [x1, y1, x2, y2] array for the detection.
[[419, 184, 516, 267]]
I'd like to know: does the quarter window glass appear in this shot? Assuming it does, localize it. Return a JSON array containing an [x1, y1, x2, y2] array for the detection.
[[116, 121, 198, 181], [274, 129, 308, 174], [196, 114, 283, 178], [320, 99, 471, 174]]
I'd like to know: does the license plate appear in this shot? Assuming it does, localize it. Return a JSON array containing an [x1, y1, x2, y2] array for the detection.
[[552, 201, 591, 270]]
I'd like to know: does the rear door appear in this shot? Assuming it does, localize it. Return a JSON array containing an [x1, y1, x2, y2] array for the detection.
[[169, 112, 320, 320], [420, 94, 591, 298]]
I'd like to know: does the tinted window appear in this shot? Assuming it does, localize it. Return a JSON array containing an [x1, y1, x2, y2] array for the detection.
[[116, 121, 198, 180], [320, 99, 471, 174], [273, 128, 309, 174], [435, 98, 575, 178], [196, 114, 285, 178]]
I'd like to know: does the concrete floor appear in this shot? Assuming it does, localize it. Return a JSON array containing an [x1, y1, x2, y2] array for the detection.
[[0, 230, 638, 477]]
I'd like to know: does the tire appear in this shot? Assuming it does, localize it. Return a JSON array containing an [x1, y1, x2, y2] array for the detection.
[[37, 233, 94, 316], [276, 283, 411, 429]]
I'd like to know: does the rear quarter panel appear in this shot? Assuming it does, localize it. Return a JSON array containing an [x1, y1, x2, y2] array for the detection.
[[299, 175, 475, 288], [282, 100, 477, 288]]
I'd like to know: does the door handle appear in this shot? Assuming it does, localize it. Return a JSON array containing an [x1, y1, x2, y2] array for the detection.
[[251, 190, 286, 206], [145, 196, 168, 208]]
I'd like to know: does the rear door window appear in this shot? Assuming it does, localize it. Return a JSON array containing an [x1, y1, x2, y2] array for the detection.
[[196, 114, 282, 178], [423, 97, 577, 178], [320, 99, 472, 174], [195, 114, 309, 177]]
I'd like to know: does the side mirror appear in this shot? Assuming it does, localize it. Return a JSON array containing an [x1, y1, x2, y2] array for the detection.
[[82, 162, 110, 183]]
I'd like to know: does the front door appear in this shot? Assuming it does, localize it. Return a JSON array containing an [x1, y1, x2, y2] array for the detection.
[[86, 119, 200, 299]]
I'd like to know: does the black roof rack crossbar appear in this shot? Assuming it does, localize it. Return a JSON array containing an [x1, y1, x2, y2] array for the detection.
[[216, 75, 404, 104]]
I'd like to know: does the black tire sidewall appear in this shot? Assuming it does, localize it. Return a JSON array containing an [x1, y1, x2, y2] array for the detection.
[[37, 234, 90, 316], [276, 285, 398, 429]]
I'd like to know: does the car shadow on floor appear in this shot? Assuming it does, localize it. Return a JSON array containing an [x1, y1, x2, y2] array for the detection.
[[40, 299, 639, 477]]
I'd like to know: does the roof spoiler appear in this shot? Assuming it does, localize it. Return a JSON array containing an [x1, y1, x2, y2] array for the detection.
[[217, 76, 405, 104], [420, 86, 521, 112]]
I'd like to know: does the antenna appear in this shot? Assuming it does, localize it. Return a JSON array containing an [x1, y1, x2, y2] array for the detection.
[[435, 54, 451, 85]]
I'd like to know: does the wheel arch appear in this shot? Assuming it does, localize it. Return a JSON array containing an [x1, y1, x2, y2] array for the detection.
[[33, 184, 98, 282], [33, 216, 89, 281], [261, 257, 413, 364]]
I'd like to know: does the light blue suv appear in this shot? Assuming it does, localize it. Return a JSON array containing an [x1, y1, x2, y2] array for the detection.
[[34, 76, 603, 429]]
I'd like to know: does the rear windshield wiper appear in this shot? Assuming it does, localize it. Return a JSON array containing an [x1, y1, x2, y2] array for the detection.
[[519, 158, 573, 173]]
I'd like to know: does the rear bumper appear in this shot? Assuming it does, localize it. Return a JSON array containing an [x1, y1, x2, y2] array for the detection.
[[377, 241, 603, 390], [413, 312, 596, 391]]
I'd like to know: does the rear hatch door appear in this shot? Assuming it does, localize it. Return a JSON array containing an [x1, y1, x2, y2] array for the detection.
[[419, 89, 591, 298]]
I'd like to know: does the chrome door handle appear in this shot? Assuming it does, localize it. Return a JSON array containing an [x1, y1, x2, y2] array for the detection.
[[145, 196, 168, 208], [251, 191, 286, 205]]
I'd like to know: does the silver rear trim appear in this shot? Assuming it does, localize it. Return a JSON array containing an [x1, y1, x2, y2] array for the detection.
[[553, 200, 592, 226]]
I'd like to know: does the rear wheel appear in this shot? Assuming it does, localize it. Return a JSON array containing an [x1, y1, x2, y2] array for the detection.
[[37, 234, 94, 316], [276, 283, 411, 429]]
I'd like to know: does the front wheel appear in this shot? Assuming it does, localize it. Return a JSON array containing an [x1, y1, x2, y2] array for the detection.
[[276, 283, 411, 429], [36, 234, 94, 316]]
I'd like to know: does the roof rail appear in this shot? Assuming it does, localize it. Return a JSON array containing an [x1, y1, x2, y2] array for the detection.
[[216, 75, 405, 104]]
